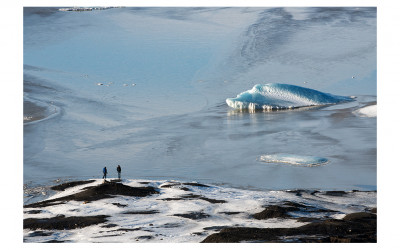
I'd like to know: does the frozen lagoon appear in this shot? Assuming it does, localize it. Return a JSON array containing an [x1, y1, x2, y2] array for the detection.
[[23, 7, 376, 197]]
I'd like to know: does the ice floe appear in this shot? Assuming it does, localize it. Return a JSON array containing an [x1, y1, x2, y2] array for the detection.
[[259, 154, 329, 167]]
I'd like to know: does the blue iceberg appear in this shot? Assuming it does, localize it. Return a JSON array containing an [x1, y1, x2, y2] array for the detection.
[[226, 83, 353, 111]]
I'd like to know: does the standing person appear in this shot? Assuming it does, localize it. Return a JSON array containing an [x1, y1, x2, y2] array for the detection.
[[117, 165, 121, 180], [103, 166, 107, 180]]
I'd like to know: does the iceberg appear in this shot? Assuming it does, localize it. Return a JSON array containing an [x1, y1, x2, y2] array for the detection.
[[259, 154, 329, 167], [226, 83, 354, 111]]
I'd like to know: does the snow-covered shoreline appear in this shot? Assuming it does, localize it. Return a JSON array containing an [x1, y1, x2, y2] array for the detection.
[[23, 179, 376, 243]]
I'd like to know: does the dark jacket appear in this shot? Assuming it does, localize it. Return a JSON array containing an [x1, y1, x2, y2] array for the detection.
[[103, 167, 107, 174]]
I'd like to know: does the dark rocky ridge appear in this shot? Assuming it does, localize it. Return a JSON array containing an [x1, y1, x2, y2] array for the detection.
[[24, 181, 159, 208], [253, 205, 299, 219], [202, 212, 376, 243], [253, 201, 338, 220]]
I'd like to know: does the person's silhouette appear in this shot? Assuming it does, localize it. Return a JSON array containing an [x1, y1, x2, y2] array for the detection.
[[103, 167, 108, 180], [117, 165, 121, 179]]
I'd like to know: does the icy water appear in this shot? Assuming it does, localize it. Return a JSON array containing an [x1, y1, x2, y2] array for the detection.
[[23, 7, 376, 194]]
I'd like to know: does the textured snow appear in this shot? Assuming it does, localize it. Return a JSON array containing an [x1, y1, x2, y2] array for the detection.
[[23, 179, 376, 243]]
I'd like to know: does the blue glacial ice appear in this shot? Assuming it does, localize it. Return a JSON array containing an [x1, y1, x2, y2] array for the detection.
[[226, 83, 354, 111], [259, 154, 329, 167]]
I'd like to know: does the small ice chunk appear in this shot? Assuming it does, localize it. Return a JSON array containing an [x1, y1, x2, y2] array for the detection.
[[353, 105, 377, 117], [259, 154, 329, 167]]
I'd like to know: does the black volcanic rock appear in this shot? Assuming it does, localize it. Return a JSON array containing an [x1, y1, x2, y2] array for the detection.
[[123, 210, 159, 215], [253, 201, 338, 220], [182, 182, 210, 187], [24, 215, 109, 230], [25, 210, 43, 214], [342, 212, 376, 221], [202, 212, 377, 243], [324, 191, 348, 196], [161, 193, 226, 204], [173, 212, 210, 220], [253, 205, 299, 219]]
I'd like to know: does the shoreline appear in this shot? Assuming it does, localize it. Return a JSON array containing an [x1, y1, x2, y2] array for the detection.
[[23, 179, 377, 243], [23, 176, 377, 206], [23, 100, 47, 123], [23, 97, 60, 125]]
